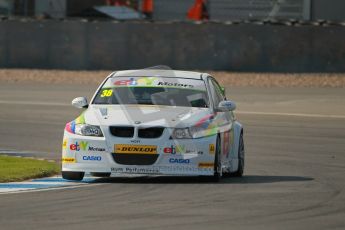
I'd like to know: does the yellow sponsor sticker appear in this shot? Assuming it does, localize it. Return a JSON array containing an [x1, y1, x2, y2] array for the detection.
[[62, 139, 67, 149], [114, 144, 157, 154], [62, 157, 75, 163], [198, 162, 214, 168], [101, 89, 113, 97], [209, 144, 215, 154]]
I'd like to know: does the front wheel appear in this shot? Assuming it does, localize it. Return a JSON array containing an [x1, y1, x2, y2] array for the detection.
[[200, 136, 222, 182], [62, 171, 85, 181], [213, 135, 222, 181]]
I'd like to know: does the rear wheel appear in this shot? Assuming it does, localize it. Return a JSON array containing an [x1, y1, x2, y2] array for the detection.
[[232, 133, 244, 177], [62, 171, 85, 181], [91, 172, 111, 177]]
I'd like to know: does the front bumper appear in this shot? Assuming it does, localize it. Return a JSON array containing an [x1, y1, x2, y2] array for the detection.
[[62, 131, 217, 176]]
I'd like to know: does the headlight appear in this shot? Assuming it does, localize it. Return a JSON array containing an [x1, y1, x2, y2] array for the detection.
[[172, 126, 217, 139], [189, 126, 205, 138], [171, 128, 192, 139], [75, 124, 103, 137]]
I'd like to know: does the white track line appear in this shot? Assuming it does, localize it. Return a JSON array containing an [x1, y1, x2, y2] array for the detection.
[[1, 183, 101, 195], [1, 100, 344, 119], [0, 100, 69, 106], [0, 176, 98, 195], [236, 111, 345, 119]]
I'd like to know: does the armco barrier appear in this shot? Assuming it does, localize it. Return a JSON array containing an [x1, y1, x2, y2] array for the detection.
[[0, 20, 345, 72]]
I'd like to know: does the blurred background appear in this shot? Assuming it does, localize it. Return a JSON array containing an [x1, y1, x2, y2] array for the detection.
[[1, 0, 345, 72], [1, 0, 345, 22]]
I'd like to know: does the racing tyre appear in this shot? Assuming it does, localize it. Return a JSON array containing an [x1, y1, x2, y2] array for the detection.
[[231, 133, 244, 177], [91, 172, 111, 177], [199, 136, 222, 182], [62, 171, 85, 181], [213, 135, 222, 181]]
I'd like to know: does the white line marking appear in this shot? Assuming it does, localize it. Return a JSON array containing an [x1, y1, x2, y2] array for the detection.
[[0, 100, 69, 106], [1, 100, 344, 119], [0, 176, 98, 195], [0, 183, 101, 195], [237, 111, 345, 119]]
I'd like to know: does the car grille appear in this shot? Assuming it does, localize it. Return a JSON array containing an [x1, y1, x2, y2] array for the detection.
[[138, 127, 164, 138], [112, 153, 159, 165], [109, 126, 134, 138]]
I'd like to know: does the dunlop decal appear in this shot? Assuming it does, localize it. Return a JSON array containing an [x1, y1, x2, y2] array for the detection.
[[62, 158, 76, 163], [114, 144, 157, 154]]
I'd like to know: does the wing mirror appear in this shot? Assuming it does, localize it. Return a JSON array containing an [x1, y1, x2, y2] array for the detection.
[[218, 100, 236, 112], [72, 97, 88, 109]]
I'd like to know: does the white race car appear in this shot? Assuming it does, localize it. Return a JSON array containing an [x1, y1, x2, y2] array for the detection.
[[62, 67, 244, 181]]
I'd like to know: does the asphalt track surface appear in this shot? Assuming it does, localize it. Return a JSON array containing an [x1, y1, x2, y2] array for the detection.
[[0, 83, 345, 230]]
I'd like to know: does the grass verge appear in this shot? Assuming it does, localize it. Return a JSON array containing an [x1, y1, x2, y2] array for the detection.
[[0, 155, 60, 183]]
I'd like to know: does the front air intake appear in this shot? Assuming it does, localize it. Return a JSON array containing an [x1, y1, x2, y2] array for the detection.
[[138, 127, 164, 138], [109, 126, 134, 138], [112, 153, 159, 165]]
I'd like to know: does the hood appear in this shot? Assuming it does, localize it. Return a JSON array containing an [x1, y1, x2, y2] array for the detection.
[[84, 105, 212, 128]]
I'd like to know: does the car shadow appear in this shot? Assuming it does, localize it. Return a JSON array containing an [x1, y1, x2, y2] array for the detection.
[[220, 175, 314, 184], [90, 175, 313, 184]]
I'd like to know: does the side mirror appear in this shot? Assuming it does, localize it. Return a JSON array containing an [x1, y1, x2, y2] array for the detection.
[[218, 100, 236, 112], [72, 97, 88, 109]]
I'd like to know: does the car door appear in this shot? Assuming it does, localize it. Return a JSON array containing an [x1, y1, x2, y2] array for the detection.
[[207, 77, 234, 165]]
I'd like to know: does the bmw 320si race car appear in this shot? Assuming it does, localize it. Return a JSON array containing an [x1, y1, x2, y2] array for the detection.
[[62, 67, 244, 181]]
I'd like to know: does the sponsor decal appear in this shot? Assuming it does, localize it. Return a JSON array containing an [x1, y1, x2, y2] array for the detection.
[[111, 168, 124, 173], [111, 166, 214, 173], [198, 162, 214, 168], [163, 145, 202, 155], [130, 140, 141, 143], [88, 146, 106, 152], [100, 89, 113, 97], [124, 168, 160, 174], [209, 144, 215, 155], [70, 141, 88, 151], [169, 158, 190, 164], [82, 156, 102, 161], [114, 144, 157, 154], [111, 167, 160, 174], [112, 77, 194, 89], [62, 139, 67, 149], [114, 77, 157, 86], [69, 141, 105, 152], [62, 157, 75, 163], [157, 82, 193, 88]]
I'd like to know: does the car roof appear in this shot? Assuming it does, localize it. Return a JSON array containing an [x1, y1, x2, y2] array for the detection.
[[111, 69, 206, 80]]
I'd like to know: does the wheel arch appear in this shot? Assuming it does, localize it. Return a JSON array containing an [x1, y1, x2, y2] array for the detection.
[[233, 121, 243, 160]]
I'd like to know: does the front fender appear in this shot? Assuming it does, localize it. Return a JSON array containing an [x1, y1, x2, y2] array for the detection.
[[233, 121, 243, 160]]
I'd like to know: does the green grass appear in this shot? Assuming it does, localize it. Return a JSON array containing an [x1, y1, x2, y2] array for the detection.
[[0, 155, 60, 183]]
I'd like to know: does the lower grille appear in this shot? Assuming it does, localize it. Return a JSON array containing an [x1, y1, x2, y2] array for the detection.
[[138, 127, 164, 138], [112, 153, 159, 165], [110, 126, 134, 138]]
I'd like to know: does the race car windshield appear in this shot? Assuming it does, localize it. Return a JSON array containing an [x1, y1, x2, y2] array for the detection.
[[92, 77, 209, 108]]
